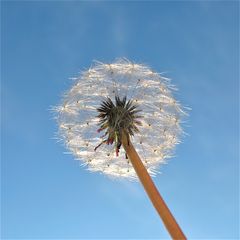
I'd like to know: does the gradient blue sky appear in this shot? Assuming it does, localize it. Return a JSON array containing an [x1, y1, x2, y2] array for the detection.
[[1, 1, 239, 239]]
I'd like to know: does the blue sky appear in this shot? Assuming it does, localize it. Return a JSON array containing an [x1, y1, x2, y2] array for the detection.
[[1, 1, 239, 239]]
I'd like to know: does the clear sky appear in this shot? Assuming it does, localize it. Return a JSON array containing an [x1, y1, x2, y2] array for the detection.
[[1, 1, 239, 239]]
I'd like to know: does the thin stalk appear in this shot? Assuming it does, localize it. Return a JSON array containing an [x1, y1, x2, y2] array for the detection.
[[122, 134, 186, 240]]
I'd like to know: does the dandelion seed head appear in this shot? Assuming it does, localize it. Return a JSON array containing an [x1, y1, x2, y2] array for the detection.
[[56, 59, 186, 179]]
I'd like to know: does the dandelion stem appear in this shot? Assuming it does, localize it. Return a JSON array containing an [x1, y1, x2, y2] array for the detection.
[[122, 133, 186, 240]]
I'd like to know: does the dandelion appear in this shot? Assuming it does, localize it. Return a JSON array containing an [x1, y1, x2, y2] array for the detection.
[[56, 59, 187, 239]]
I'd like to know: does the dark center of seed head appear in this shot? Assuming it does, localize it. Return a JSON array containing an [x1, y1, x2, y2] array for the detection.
[[95, 95, 142, 157]]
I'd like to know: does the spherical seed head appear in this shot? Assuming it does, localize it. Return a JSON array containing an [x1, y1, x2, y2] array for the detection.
[[56, 59, 186, 180]]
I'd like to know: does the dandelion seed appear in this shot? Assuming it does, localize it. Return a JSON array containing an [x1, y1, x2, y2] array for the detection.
[[56, 59, 186, 179]]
